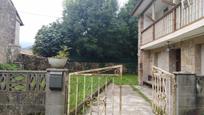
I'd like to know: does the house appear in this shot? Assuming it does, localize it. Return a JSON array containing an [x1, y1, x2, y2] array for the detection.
[[132, 0, 204, 85], [0, 0, 23, 63]]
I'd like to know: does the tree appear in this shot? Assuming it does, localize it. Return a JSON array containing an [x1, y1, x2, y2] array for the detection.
[[116, 0, 138, 61], [33, 0, 139, 63], [33, 21, 67, 57], [62, 0, 120, 60]]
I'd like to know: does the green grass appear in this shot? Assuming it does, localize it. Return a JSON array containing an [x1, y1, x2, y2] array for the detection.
[[114, 74, 138, 85], [0, 64, 19, 70], [68, 74, 138, 113], [68, 75, 111, 112], [130, 85, 152, 105]]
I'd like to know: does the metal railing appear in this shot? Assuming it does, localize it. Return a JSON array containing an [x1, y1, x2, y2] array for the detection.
[[67, 65, 123, 115], [152, 66, 176, 115]]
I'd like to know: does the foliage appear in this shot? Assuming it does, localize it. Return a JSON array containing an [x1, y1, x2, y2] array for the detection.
[[55, 47, 70, 58], [33, 21, 68, 57], [0, 64, 19, 70], [33, 0, 139, 63], [69, 75, 110, 112]]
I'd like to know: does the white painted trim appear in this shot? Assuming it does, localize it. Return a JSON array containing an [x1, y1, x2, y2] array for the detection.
[[141, 18, 204, 49], [201, 45, 204, 75]]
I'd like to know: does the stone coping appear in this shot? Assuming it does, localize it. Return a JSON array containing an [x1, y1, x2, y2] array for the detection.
[[46, 68, 68, 72]]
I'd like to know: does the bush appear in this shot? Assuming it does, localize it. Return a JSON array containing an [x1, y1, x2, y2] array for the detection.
[[0, 64, 19, 70]]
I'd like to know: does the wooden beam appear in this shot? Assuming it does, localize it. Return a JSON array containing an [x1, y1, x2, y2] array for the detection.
[[145, 14, 155, 22], [161, 0, 176, 6]]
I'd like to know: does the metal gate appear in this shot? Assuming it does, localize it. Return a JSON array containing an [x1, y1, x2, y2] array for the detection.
[[67, 65, 123, 115]]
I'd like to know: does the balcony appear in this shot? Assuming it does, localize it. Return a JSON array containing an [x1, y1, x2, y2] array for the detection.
[[141, 0, 204, 49]]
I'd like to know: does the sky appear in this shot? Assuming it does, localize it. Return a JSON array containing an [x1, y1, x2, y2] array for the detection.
[[12, 0, 128, 48]]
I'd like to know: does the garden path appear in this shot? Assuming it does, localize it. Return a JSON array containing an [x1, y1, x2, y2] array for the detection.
[[86, 84, 154, 115]]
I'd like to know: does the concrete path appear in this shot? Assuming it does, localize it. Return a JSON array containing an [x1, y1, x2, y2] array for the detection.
[[135, 85, 153, 101], [86, 84, 154, 115]]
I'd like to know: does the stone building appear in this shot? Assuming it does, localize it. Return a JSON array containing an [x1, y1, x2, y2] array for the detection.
[[0, 0, 23, 63], [132, 0, 204, 85]]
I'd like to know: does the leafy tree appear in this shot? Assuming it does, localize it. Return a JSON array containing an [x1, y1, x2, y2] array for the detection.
[[116, 0, 138, 61], [33, 0, 139, 63], [62, 0, 119, 60], [33, 21, 68, 57]]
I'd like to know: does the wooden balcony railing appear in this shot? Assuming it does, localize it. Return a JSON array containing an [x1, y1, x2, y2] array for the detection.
[[141, 0, 204, 46]]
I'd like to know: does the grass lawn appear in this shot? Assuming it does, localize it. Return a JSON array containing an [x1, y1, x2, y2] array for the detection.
[[68, 74, 138, 113], [114, 74, 138, 85]]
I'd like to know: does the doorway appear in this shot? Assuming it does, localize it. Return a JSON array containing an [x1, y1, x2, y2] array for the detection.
[[175, 49, 181, 72], [169, 49, 181, 72]]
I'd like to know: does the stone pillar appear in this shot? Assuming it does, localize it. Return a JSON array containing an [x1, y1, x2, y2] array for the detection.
[[46, 69, 68, 115], [196, 75, 204, 114], [175, 72, 197, 115]]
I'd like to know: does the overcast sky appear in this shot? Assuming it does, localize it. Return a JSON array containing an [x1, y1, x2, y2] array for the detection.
[[12, 0, 128, 48]]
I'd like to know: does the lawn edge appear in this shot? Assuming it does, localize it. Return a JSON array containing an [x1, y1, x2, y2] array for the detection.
[[130, 85, 152, 105]]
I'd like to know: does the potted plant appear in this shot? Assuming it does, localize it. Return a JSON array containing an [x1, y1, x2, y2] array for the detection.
[[48, 47, 69, 68]]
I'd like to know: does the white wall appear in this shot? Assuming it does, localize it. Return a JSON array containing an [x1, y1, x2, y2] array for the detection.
[[157, 51, 169, 71], [15, 20, 20, 46], [201, 45, 204, 75], [143, 16, 153, 29]]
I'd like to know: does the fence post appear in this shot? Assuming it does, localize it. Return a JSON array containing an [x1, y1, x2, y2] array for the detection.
[[174, 72, 196, 115], [46, 68, 68, 115]]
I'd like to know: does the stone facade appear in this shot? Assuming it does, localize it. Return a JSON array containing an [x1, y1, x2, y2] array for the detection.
[[142, 36, 204, 82], [0, 0, 23, 63]]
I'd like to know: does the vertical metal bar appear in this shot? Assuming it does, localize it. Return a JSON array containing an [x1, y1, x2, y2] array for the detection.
[[119, 66, 123, 115], [112, 77, 115, 115], [97, 76, 100, 115], [67, 74, 71, 115], [119, 75, 122, 115], [90, 76, 93, 115], [83, 75, 86, 114], [75, 76, 79, 115], [105, 76, 107, 115]]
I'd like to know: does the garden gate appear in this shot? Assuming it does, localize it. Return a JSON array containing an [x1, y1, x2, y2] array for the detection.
[[152, 66, 176, 115], [67, 65, 123, 115]]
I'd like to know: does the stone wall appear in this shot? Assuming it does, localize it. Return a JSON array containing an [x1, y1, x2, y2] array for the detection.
[[175, 73, 197, 115], [16, 53, 50, 70], [0, 0, 20, 63], [175, 73, 204, 115], [17, 53, 136, 73], [0, 71, 46, 115], [66, 62, 134, 73], [179, 36, 204, 74], [142, 35, 204, 81]]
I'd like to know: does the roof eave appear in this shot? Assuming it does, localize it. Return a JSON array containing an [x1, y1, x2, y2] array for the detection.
[[16, 11, 24, 26], [9, 0, 24, 26], [131, 0, 154, 17], [131, 0, 143, 16]]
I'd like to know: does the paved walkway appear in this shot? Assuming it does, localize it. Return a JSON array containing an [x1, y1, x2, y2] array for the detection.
[[86, 84, 154, 115], [135, 85, 153, 100]]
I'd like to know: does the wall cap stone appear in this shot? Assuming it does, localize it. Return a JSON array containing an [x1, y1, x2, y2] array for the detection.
[[46, 68, 68, 72], [173, 72, 196, 75]]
